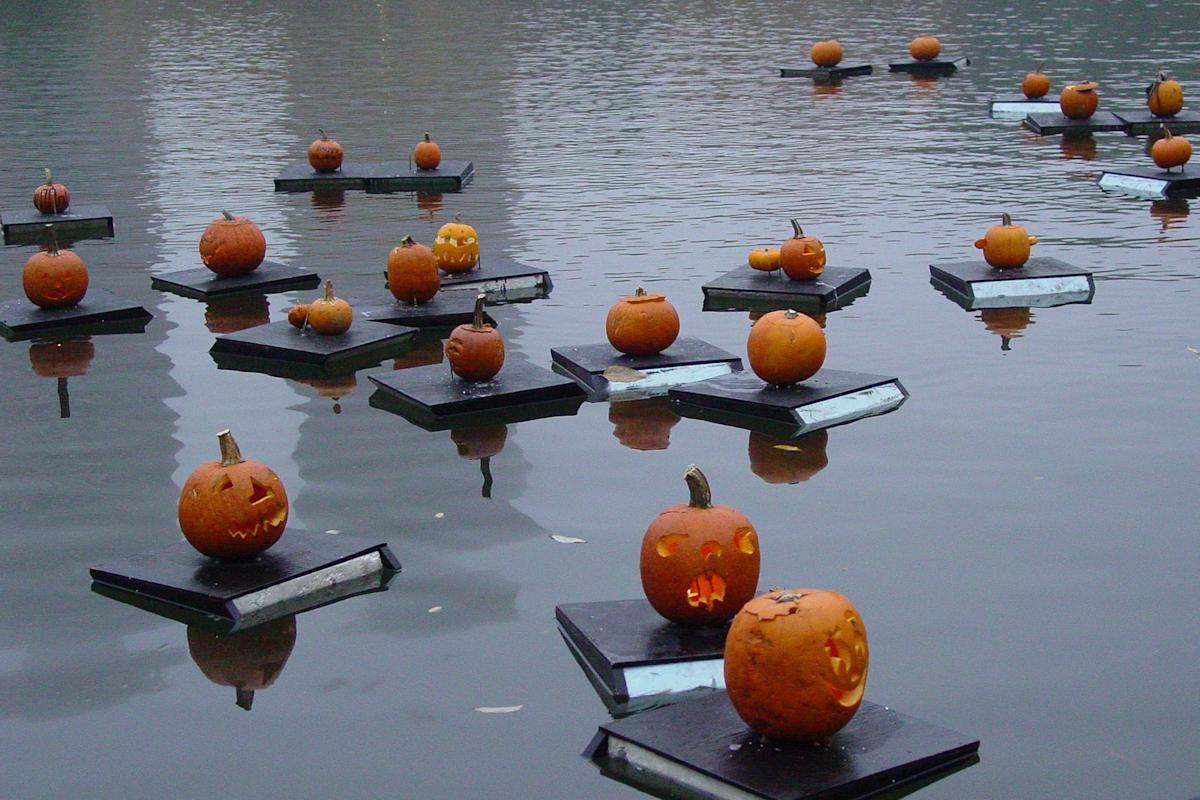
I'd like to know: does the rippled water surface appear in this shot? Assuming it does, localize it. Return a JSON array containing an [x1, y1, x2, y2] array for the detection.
[[2, 2, 1198, 798]]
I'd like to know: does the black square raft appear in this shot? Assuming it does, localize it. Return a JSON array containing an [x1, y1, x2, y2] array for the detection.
[[273, 160, 475, 192], [437, 256, 553, 303], [929, 257, 1095, 307], [701, 266, 871, 313], [586, 691, 980, 800], [551, 338, 743, 398], [151, 261, 321, 300], [669, 370, 908, 439], [1, 204, 115, 245], [779, 64, 872, 80], [210, 320, 417, 369], [1112, 109, 1200, 136], [557, 599, 730, 715], [1098, 164, 1200, 198], [887, 56, 968, 75], [0, 288, 152, 341], [1023, 111, 1124, 135], [90, 532, 400, 630], [352, 292, 496, 329]]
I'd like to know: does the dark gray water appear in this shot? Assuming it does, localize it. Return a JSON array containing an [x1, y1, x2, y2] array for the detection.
[[2, 1, 1198, 797]]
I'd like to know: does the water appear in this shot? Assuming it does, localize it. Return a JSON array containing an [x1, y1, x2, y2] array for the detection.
[[2, 1, 1198, 797]]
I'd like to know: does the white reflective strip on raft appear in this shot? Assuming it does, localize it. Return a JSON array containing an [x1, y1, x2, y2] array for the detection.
[[231, 551, 385, 623], [969, 288, 1094, 309], [447, 273, 546, 294], [1098, 173, 1168, 199], [795, 383, 907, 431], [622, 658, 724, 699], [608, 362, 735, 395], [608, 738, 760, 800], [991, 102, 1056, 118], [970, 275, 1092, 303]]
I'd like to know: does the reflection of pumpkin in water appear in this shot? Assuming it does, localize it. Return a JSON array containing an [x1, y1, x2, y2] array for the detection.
[[1149, 198, 1189, 232], [979, 307, 1033, 351], [415, 191, 443, 221], [295, 373, 357, 414], [1059, 133, 1097, 161], [393, 334, 446, 370], [187, 616, 297, 710], [747, 429, 828, 484], [204, 294, 270, 334], [812, 81, 842, 97], [450, 425, 507, 498], [609, 397, 680, 451], [310, 189, 346, 217], [30, 337, 94, 419]]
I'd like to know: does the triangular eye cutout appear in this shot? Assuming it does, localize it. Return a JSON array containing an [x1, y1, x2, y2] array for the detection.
[[248, 477, 275, 505], [212, 474, 234, 492]]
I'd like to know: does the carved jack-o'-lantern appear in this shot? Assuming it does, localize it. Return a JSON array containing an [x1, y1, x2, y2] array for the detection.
[[432, 216, 480, 273], [187, 615, 297, 710], [747, 429, 829, 484], [724, 589, 868, 741], [779, 219, 826, 280], [639, 465, 760, 626]]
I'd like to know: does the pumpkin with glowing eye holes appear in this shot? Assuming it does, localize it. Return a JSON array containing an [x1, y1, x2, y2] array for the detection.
[[187, 615, 297, 711], [432, 216, 480, 273], [779, 219, 826, 280], [724, 589, 868, 742], [639, 465, 760, 626]]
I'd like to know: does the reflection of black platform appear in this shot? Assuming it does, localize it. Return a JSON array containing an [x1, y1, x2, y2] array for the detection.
[[701, 266, 871, 312], [586, 691, 980, 800], [887, 56, 968, 74], [1112, 109, 1200, 135], [1023, 111, 1124, 135], [0, 288, 152, 341], [210, 320, 417, 368], [273, 160, 474, 192], [90, 532, 400, 629], [1, 204, 115, 245], [1098, 164, 1200, 198], [551, 338, 743, 397], [929, 257, 1095, 306], [779, 64, 872, 80], [353, 292, 496, 329], [437, 257, 553, 303], [152, 261, 321, 300], [988, 95, 1057, 118], [670, 370, 907, 438]]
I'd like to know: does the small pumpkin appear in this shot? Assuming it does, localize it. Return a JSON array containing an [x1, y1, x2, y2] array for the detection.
[[307, 128, 343, 172], [305, 280, 352, 335], [747, 429, 829, 485], [446, 294, 504, 382], [747, 247, 782, 273], [23, 225, 89, 309], [1151, 126, 1192, 171], [177, 429, 289, 561], [909, 35, 941, 61], [387, 236, 441, 304], [779, 219, 826, 280], [432, 216, 480, 273], [639, 465, 760, 626], [724, 589, 868, 742], [810, 39, 844, 68], [287, 303, 311, 329], [188, 616, 297, 711], [974, 212, 1038, 269], [1059, 81, 1099, 120], [747, 309, 826, 387], [1022, 70, 1050, 99], [32, 168, 70, 214], [199, 210, 267, 277], [1147, 72, 1184, 118], [606, 287, 680, 356], [413, 132, 441, 171], [609, 396, 680, 451]]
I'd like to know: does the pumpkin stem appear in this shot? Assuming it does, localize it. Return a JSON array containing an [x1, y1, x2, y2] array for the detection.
[[784, 309, 799, 320], [472, 293, 487, 329], [220, 210, 234, 221], [324, 280, 334, 301], [634, 286, 646, 297], [216, 429, 245, 467], [318, 128, 327, 140], [774, 591, 809, 603], [684, 464, 713, 509], [43, 168, 53, 186], [790, 218, 804, 238], [1001, 212, 1012, 226], [423, 132, 431, 143], [43, 224, 60, 256], [400, 235, 416, 247], [1161, 124, 1173, 139]]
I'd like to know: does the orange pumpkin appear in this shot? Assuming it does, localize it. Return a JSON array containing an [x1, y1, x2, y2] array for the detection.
[[387, 236, 441, 304], [1151, 126, 1192, 171], [1147, 73, 1184, 118], [177, 430, 289, 561], [307, 128, 343, 172], [187, 616, 297, 710], [609, 396, 680, 451], [974, 212, 1038, 269], [432, 216, 480, 273], [23, 225, 89, 309], [747, 429, 829, 484], [1059, 81, 1099, 120], [639, 465, 760, 626], [199, 210, 267, 277], [446, 294, 505, 382], [909, 35, 941, 61], [724, 589, 868, 742], [779, 219, 826, 280], [1022, 70, 1050, 99], [413, 132, 441, 170], [606, 287, 680, 356], [810, 39, 844, 68], [32, 168, 70, 214], [747, 309, 826, 387], [287, 303, 311, 329], [747, 247, 782, 273], [305, 280, 352, 335]]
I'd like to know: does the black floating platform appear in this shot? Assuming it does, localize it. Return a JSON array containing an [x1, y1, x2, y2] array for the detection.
[[988, 95, 1057, 118], [1023, 111, 1124, 135], [887, 56, 969, 75], [779, 64, 872, 80], [1, 204, 114, 245], [1098, 163, 1200, 198], [273, 160, 474, 192], [210, 319, 417, 369], [557, 599, 730, 714], [353, 292, 496, 329], [670, 369, 908, 439], [0, 288, 152, 341], [586, 690, 980, 800], [152, 261, 320, 300], [1112, 109, 1200, 135], [436, 256, 553, 303], [929, 257, 1095, 308], [702, 265, 871, 313], [551, 338, 743, 398], [90, 531, 400, 631]]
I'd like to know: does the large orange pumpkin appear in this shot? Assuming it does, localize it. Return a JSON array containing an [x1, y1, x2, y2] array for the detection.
[[432, 216, 480, 273], [1059, 81, 1099, 120], [1151, 126, 1192, 171], [1147, 73, 1184, 118], [747, 429, 829, 484], [177, 430, 289, 561], [640, 465, 760, 626], [609, 396, 680, 451], [413, 132, 441, 170], [198, 210, 267, 277], [810, 40, 844, 68], [446, 294, 505, 382], [746, 309, 826, 387], [307, 128, 344, 172], [779, 219, 826, 280], [606, 287, 680, 356], [188, 616, 297, 710], [32, 168, 70, 214], [974, 212, 1038, 269], [909, 36, 941, 61], [23, 225, 89, 309], [387, 236, 441, 304], [724, 589, 869, 742], [1022, 70, 1050, 99]]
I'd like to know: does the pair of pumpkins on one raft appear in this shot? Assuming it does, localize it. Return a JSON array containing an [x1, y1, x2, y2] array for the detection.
[[807, 36, 941, 67], [385, 220, 481, 304], [287, 281, 353, 336], [640, 464, 868, 742], [1018, 71, 1104, 120], [305, 130, 443, 173], [747, 219, 826, 281]]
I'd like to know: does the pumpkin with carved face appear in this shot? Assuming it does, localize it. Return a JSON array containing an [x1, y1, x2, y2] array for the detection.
[[780, 219, 826, 280], [432, 217, 480, 273], [725, 589, 868, 741], [640, 465, 760, 626]]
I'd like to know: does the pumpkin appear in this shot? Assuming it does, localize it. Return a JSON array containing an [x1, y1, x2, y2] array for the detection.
[[177, 429, 289, 561], [387, 236, 441, 304], [609, 396, 680, 451], [432, 216, 480, 273], [199, 210, 267, 277], [23, 225, 89, 309], [909, 35, 941, 61], [451, 424, 508, 460], [187, 616, 297, 710], [747, 429, 828, 484], [1022, 70, 1050, 99], [1151, 126, 1192, 171], [446, 294, 505, 381], [974, 212, 1038, 269], [810, 40, 844, 68], [606, 287, 680, 356], [287, 303, 311, 329], [724, 589, 868, 742], [747, 247, 782, 273], [1147, 73, 1184, 118], [979, 307, 1033, 352], [28, 337, 94, 379], [413, 132, 441, 170], [747, 309, 826, 387], [1059, 81, 1099, 120], [32, 168, 70, 214], [779, 219, 826, 280], [305, 280, 352, 335], [307, 128, 343, 172], [639, 465, 760, 626]]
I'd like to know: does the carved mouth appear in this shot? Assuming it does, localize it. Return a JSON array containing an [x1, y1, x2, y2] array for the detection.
[[686, 572, 726, 610]]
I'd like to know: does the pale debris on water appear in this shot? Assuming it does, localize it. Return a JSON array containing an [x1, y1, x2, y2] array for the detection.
[[434, 512, 445, 519], [428, 606, 443, 613], [602, 365, 647, 383], [1188, 346, 1200, 357], [550, 534, 587, 544], [325, 529, 341, 535], [474, 705, 523, 714]]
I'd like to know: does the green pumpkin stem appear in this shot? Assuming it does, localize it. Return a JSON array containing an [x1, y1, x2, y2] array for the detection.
[[220, 210, 234, 221], [684, 464, 713, 509], [472, 293, 487, 329], [1001, 212, 1012, 226], [43, 224, 60, 256], [217, 429, 245, 467], [43, 168, 53, 186], [790, 218, 804, 238]]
